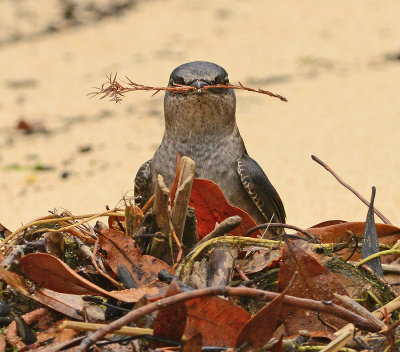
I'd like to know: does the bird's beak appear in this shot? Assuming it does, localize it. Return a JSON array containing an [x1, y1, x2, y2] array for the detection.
[[190, 80, 208, 92]]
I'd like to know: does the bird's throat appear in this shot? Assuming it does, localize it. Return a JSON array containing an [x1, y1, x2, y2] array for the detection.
[[164, 90, 237, 141]]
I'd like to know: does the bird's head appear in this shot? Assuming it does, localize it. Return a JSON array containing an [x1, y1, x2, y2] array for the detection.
[[164, 61, 237, 137], [168, 61, 229, 90]]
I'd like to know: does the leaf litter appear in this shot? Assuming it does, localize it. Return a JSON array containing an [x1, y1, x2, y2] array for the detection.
[[0, 105, 400, 350]]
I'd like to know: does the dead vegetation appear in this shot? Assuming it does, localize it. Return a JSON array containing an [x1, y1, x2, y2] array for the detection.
[[0, 152, 400, 351]]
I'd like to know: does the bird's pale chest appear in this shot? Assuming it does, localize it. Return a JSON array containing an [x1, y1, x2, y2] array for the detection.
[[152, 134, 244, 190]]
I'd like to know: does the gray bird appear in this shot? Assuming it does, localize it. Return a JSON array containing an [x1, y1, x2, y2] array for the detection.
[[134, 61, 286, 227]]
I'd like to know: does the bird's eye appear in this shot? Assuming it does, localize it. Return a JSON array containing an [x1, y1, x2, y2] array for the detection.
[[216, 75, 229, 84], [172, 76, 185, 85]]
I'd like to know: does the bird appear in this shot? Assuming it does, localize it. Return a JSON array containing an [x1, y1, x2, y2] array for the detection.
[[134, 61, 286, 229]]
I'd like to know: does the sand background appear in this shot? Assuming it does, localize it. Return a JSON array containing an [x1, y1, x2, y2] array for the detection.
[[0, 0, 399, 231]]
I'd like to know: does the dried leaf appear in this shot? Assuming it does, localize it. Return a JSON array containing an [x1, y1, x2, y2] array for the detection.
[[16, 119, 46, 134], [153, 281, 187, 347], [236, 249, 281, 274], [184, 296, 250, 347], [108, 214, 125, 231], [361, 187, 383, 276], [98, 228, 171, 286], [19, 253, 110, 296], [0, 334, 6, 352], [1, 251, 102, 320], [36, 319, 79, 348], [189, 179, 261, 239], [269, 335, 283, 352], [235, 275, 289, 350], [310, 330, 337, 341], [106, 287, 160, 303], [307, 221, 400, 260], [32, 288, 105, 321], [19, 253, 159, 303], [0, 222, 12, 238], [277, 242, 349, 334], [182, 333, 202, 352], [6, 308, 48, 349]]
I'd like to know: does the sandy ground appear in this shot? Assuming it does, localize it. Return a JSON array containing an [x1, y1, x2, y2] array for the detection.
[[0, 0, 399, 231]]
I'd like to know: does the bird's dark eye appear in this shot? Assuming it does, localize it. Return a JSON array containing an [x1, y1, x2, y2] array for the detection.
[[172, 76, 185, 85], [215, 75, 229, 84]]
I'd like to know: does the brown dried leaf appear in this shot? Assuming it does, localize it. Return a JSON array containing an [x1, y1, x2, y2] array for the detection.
[[235, 276, 289, 350], [32, 288, 105, 321], [16, 119, 47, 134], [277, 241, 349, 335], [0, 222, 11, 238], [1, 251, 101, 320], [6, 308, 49, 349], [182, 333, 202, 352], [19, 253, 159, 303], [190, 179, 261, 239], [236, 249, 281, 274], [152, 281, 187, 347], [98, 228, 171, 286], [106, 287, 160, 303], [184, 296, 250, 347], [0, 334, 5, 352], [19, 253, 110, 296], [307, 221, 400, 260], [269, 335, 283, 352]]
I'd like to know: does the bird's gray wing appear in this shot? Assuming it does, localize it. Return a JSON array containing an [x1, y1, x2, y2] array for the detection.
[[134, 159, 153, 208], [237, 153, 286, 224]]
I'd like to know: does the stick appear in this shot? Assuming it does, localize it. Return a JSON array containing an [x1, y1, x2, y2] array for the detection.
[[76, 286, 381, 351], [197, 215, 242, 245], [311, 155, 392, 225], [88, 74, 288, 103], [150, 175, 171, 260], [171, 157, 195, 242], [245, 223, 317, 241]]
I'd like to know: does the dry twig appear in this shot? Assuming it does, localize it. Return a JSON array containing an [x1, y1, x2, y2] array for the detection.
[[311, 155, 392, 225], [245, 222, 318, 242], [88, 73, 288, 103], [76, 285, 381, 351]]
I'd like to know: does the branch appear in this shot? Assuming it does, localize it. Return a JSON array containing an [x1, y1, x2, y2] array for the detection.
[[311, 155, 392, 225], [88, 73, 288, 103], [245, 222, 318, 242], [76, 286, 381, 351]]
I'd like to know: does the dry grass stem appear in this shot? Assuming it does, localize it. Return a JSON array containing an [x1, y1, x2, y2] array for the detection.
[[88, 73, 288, 103]]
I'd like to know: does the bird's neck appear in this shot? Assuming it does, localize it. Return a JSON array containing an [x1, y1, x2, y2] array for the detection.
[[163, 91, 237, 143]]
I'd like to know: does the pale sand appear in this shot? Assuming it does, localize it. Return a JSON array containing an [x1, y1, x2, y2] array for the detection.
[[0, 0, 399, 231]]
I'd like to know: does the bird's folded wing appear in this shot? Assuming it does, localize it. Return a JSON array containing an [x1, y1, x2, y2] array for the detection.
[[134, 159, 153, 207], [237, 153, 286, 224]]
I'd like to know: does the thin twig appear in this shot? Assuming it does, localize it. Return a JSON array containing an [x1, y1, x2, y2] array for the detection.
[[197, 215, 242, 245], [167, 210, 183, 266], [384, 308, 396, 352], [245, 223, 318, 242], [91, 238, 121, 288], [2, 210, 123, 245], [76, 286, 381, 351], [30, 211, 122, 235], [180, 237, 283, 276], [235, 264, 250, 281], [141, 195, 155, 214], [354, 249, 400, 267], [88, 73, 288, 103], [311, 155, 392, 225]]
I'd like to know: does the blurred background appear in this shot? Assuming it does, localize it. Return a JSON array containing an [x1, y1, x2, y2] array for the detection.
[[0, 0, 399, 230]]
